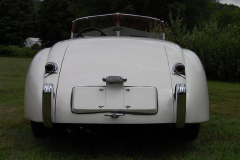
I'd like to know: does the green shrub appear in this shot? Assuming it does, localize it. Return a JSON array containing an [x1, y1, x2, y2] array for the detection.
[[0, 45, 38, 57], [156, 13, 240, 82], [31, 43, 41, 50], [0, 45, 12, 56]]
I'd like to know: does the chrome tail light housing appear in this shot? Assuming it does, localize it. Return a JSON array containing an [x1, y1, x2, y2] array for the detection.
[[45, 62, 58, 77], [172, 63, 185, 78]]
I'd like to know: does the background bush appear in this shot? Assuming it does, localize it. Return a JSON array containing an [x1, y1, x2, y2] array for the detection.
[[159, 10, 240, 82], [0, 45, 38, 57], [31, 43, 41, 50]]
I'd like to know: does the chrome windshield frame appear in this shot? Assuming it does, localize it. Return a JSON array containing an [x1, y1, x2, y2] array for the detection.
[[71, 12, 165, 40]]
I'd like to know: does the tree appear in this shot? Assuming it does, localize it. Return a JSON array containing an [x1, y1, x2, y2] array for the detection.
[[38, 0, 217, 46], [69, 0, 216, 30], [211, 4, 240, 27], [38, 0, 74, 47], [33, 0, 43, 14], [0, 0, 37, 46], [146, 0, 217, 30], [31, 43, 41, 50]]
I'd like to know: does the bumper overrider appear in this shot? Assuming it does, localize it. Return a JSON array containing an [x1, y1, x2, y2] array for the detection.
[[175, 84, 186, 128], [42, 83, 187, 128], [42, 83, 54, 128]]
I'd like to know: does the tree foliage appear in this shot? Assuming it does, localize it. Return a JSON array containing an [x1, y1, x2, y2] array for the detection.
[[33, 0, 42, 14], [0, 0, 37, 46], [163, 8, 240, 81], [38, 0, 74, 47], [211, 5, 240, 27], [31, 43, 41, 50], [38, 0, 216, 46]]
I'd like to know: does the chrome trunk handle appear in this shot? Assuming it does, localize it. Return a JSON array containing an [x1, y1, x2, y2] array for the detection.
[[102, 76, 127, 84]]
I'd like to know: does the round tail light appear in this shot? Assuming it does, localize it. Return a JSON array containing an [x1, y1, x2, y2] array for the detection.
[[45, 62, 57, 73], [175, 63, 185, 73]]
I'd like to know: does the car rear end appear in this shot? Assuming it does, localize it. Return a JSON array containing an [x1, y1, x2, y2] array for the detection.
[[49, 37, 176, 125]]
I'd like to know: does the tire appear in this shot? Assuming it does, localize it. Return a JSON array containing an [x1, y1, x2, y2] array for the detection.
[[30, 121, 50, 138], [179, 123, 200, 140]]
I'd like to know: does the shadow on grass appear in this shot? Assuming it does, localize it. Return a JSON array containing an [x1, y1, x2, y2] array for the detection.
[[26, 125, 196, 159]]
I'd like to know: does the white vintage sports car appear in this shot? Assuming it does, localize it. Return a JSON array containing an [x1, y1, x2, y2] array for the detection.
[[25, 13, 209, 139]]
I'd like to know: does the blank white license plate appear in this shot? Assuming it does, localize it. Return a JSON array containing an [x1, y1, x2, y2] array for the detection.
[[71, 86, 157, 114]]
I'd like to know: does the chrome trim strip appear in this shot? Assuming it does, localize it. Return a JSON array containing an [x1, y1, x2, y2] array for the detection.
[[175, 84, 186, 128], [172, 63, 186, 78], [72, 12, 165, 40], [42, 83, 54, 128], [105, 113, 125, 118], [73, 13, 163, 22]]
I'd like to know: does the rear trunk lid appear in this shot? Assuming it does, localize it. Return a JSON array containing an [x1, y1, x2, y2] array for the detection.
[[56, 37, 172, 115]]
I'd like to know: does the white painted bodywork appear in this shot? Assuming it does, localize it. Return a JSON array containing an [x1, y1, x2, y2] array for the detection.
[[25, 37, 209, 124], [24, 48, 50, 121], [183, 49, 209, 123]]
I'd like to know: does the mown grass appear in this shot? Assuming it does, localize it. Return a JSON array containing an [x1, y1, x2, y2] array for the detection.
[[0, 57, 239, 160]]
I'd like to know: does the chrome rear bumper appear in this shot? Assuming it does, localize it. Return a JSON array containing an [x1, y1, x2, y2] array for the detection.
[[42, 83, 186, 128]]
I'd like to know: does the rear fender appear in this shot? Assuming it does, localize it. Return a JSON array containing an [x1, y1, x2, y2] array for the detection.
[[24, 48, 50, 122], [183, 49, 209, 123]]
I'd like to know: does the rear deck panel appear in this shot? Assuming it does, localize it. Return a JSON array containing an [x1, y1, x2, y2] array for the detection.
[[55, 37, 174, 124]]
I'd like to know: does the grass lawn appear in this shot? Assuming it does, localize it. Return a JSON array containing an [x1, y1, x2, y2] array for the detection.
[[0, 57, 239, 159]]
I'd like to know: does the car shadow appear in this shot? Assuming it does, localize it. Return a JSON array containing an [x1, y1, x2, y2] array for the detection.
[[34, 125, 196, 158]]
